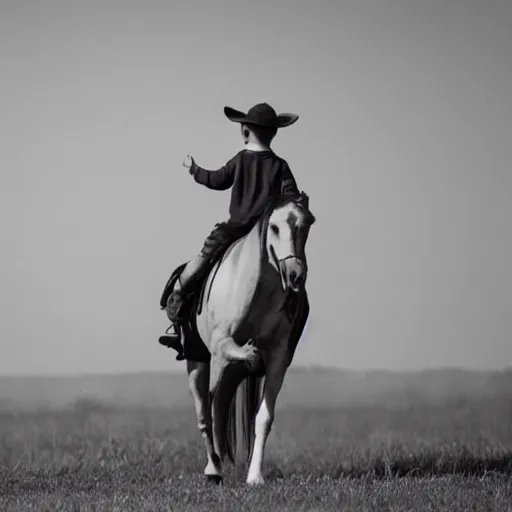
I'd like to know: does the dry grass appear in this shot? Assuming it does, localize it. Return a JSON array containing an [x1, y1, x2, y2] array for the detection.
[[1, 388, 512, 511]]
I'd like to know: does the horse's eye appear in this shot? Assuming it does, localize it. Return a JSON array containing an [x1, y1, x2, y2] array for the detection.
[[270, 224, 279, 236]]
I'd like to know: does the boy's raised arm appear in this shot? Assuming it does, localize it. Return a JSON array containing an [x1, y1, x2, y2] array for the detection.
[[190, 154, 238, 191]]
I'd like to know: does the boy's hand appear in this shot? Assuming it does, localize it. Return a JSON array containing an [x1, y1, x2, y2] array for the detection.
[[182, 154, 194, 170]]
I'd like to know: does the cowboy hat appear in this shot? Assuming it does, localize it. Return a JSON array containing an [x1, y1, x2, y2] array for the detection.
[[224, 102, 299, 128]]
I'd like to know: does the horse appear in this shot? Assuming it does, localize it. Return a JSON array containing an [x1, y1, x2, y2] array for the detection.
[[162, 191, 315, 485]]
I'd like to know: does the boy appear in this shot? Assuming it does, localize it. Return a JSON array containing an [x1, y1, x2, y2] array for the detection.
[[159, 102, 301, 356]]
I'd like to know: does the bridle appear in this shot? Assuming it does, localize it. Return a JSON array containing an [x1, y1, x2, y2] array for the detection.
[[266, 225, 307, 290], [270, 245, 305, 276]]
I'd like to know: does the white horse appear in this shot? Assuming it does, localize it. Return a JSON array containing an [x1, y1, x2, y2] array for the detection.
[[163, 192, 315, 485]]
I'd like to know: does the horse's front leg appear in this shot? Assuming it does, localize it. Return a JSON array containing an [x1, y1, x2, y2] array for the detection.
[[213, 330, 260, 365], [246, 347, 288, 485], [187, 360, 222, 483]]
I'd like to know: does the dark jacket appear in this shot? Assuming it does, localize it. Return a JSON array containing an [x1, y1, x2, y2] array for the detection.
[[191, 149, 299, 227]]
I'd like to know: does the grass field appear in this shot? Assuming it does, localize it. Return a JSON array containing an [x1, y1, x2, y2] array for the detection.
[[1, 368, 512, 511]]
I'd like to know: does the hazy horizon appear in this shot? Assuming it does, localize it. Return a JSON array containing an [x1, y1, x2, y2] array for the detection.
[[4, 363, 511, 380], [2, 0, 511, 376], [2, 365, 511, 414]]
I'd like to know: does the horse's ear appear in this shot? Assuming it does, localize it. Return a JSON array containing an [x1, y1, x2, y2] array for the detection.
[[297, 191, 310, 209]]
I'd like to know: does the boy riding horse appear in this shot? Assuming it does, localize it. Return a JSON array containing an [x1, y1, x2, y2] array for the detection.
[[159, 102, 301, 359]]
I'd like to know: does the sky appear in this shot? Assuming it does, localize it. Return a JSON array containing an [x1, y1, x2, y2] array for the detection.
[[1, 0, 511, 376]]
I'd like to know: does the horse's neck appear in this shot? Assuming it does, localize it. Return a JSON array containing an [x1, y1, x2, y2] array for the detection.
[[227, 222, 265, 290], [197, 219, 293, 353], [222, 221, 293, 345], [233, 221, 286, 310], [205, 221, 284, 322]]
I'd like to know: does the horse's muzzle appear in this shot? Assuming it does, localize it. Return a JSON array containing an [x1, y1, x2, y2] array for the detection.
[[279, 256, 305, 292]]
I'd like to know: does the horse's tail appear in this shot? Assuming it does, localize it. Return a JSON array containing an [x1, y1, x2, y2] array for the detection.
[[229, 373, 264, 465], [212, 362, 264, 466]]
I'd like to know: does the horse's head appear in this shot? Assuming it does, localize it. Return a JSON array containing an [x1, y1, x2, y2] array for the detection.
[[261, 192, 316, 292]]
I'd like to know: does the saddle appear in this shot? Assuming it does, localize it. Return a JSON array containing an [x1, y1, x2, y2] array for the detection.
[[159, 255, 223, 363]]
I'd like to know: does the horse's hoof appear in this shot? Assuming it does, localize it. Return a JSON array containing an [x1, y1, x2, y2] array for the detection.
[[206, 474, 223, 485], [247, 476, 265, 486]]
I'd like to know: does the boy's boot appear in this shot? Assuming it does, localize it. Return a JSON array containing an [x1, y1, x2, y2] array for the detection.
[[158, 322, 185, 360], [158, 289, 187, 360]]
